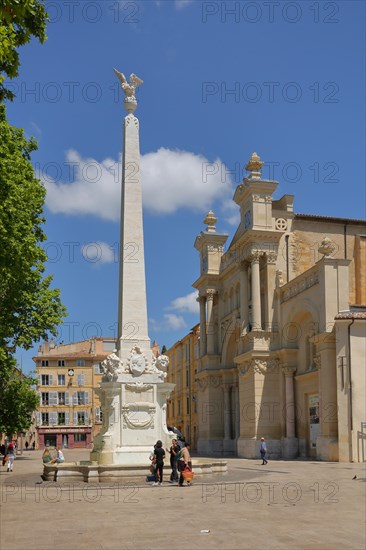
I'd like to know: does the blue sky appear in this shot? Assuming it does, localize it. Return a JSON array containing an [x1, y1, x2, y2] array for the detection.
[[6, 0, 365, 373]]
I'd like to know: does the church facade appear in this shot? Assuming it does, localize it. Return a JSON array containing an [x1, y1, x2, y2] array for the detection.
[[193, 153, 366, 462]]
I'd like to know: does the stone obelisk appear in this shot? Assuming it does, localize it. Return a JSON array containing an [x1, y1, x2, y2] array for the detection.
[[90, 70, 173, 467], [116, 72, 150, 354]]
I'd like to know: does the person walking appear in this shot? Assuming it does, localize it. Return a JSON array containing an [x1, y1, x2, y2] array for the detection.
[[167, 439, 179, 483], [178, 442, 192, 486], [152, 440, 165, 486], [6, 441, 16, 472], [260, 437, 268, 465]]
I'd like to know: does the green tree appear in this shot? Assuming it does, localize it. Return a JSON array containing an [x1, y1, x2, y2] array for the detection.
[[0, 104, 67, 368], [0, 366, 39, 436], [0, 0, 48, 101], [161, 345, 167, 354]]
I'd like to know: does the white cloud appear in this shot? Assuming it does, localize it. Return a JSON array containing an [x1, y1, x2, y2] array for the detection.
[[44, 148, 233, 220], [149, 313, 187, 332], [167, 291, 198, 314], [222, 198, 240, 226], [164, 313, 187, 330], [45, 149, 120, 221], [81, 241, 116, 264], [141, 148, 231, 214]]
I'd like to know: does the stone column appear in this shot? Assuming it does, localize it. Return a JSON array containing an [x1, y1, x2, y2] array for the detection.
[[240, 263, 249, 334], [235, 383, 240, 439], [316, 343, 338, 461], [283, 366, 296, 438], [198, 296, 207, 356], [206, 290, 215, 355], [250, 252, 261, 330], [282, 365, 298, 458], [223, 384, 231, 440]]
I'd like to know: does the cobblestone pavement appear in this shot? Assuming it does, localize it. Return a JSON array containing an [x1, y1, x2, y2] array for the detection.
[[1, 450, 365, 550]]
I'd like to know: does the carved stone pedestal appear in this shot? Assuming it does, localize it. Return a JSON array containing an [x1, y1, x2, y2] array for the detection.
[[90, 351, 174, 466]]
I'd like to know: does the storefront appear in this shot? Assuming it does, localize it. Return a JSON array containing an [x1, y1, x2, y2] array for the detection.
[[37, 427, 92, 449]]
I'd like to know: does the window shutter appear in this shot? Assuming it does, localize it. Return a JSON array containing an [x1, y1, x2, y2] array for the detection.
[[85, 411, 89, 425], [38, 392, 42, 405], [73, 392, 78, 405], [95, 407, 100, 422], [65, 392, 69, 405], [81, 374, 85, 385], [50, 412, 57, 425], [85, 392, 89, 405], [73, 412, 78, 425], [94, 363, 100, 374], [38, 374, 42, 386], [49, 374, 53, 385], [37, 412, 42, 426], [65, 412, 69, 425]]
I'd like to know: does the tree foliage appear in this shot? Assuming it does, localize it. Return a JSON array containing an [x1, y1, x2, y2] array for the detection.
[[0, 365, 39, 436], [0, 0, 48, 101], [0, 104, 67, 365]]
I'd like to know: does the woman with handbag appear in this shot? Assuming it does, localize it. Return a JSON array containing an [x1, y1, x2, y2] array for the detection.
[[178, 442, 193, 487]]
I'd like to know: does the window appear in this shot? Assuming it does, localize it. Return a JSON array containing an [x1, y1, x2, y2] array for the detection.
[[186, 369, 190, 387], [41, 360, 48, 367], [41, 392, 49, 405], [194, 342, 199, 359], [94, 363, 103, 374], [77, 391, 88, 405], [76, 360, 85, 367], [58, 360, 65, 367], [77, 412, 86, 425], [178, 400, 181, 415], [74, 433, 87, 442], [171, 353, 174, 369], [185, 342, 190, 361], [193, 395, 197, 414], [77, 373, 85, 385], [58, 392, 65, 405], [172, 402, 175, 416], [58, 374, 65, 385], [95, 407, 103, 423], [58, 412, 66, 425], [186, 396, 190, 414], [41, 374, 50, 385], [41, 412, 49, 426]]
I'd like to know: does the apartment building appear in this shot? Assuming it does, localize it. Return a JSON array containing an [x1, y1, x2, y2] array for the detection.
[[34, 338, 115, 449], [35, 337, 161, 449], [165, 324, 200, 450]]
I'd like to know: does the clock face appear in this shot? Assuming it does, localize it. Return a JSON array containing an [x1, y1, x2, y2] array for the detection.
[[68, 369, 74, 376], [244, 210, 251, 229]]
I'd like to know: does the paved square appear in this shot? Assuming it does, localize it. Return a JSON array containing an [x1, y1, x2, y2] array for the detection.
[[1, 450, 365, 550]]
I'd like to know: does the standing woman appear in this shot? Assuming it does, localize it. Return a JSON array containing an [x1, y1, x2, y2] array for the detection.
[[153, 440, 165, 486], [6, 441, 16, 472]]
